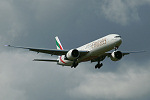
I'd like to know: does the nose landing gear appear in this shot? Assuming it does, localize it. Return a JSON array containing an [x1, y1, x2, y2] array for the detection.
[[114, 46, 119, 51]]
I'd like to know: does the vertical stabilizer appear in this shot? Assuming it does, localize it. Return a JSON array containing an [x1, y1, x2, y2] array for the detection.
[[55, 36, 64, 50]]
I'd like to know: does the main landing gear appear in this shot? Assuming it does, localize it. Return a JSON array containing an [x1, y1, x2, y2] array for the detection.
[[71, 63, 78, 68], [71, 59, 78, 68], [95, 61, 103, 69]]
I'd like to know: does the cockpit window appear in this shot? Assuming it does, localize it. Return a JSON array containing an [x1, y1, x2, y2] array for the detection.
[[115, 36, 121, 38]]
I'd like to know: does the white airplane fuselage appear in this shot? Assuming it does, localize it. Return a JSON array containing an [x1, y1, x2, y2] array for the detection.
[[57, 34, 122, 66], [6, 33, 144, 68]]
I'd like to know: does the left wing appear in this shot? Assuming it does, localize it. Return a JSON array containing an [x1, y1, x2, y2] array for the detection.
[[91, 51, 145, 62], [5, 45, 89, 56], [120, 51, 146, 56]]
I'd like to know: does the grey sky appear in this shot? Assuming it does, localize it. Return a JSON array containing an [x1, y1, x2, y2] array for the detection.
[[0, 0, 150, 100]]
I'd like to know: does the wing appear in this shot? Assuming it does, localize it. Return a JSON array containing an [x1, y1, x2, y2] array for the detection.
[[5, 45, 89, 56], [91, 51, 145, 62], [121, 51, 146, 56], [105, 51, 146, 57], [33, 59, 58, 62]]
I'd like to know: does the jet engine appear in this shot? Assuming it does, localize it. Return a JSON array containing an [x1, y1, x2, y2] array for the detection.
[[65, 49, 80, 60], [110, 51, 123, 61]]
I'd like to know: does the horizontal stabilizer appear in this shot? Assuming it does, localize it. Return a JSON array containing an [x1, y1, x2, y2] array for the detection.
[[33, 59, 58, 62]]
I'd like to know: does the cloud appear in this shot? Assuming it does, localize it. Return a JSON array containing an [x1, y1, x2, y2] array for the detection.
[[0, 50, 87, 100], [95, 0, 150, 25], [0, 50, 150, 100], [0, 0, 150, 100], [68, 61, 150, 100], [0, 0, 26, 44], [0, 51, 58, 100]]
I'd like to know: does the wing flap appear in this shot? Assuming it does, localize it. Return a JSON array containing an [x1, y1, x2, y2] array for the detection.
[[29, 48, 67, 55]]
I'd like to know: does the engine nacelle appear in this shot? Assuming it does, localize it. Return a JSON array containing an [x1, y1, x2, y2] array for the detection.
[[110, 51, 123, 61], [65, 49, 80, 60]]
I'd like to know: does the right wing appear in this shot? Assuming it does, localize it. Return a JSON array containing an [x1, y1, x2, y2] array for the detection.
[[5, 45, 68, 55], [5, 45, 89, 56], [33, 59, 59, 62]]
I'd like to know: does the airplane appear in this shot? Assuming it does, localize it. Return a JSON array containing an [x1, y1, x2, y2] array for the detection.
[[5, 34, 144, 69]]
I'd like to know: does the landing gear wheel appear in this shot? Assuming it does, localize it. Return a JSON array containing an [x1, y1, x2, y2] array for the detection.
[[95, 63, 103, 69], [99, 63, 103, 68], [95, 64, 98, 69], [71, 62, 78, 68], [71, 59, 78, 68]]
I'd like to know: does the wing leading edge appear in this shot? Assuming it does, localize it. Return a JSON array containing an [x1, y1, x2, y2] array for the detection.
[[5, 45, 89, 56]]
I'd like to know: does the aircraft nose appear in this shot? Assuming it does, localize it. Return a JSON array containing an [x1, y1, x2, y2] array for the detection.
[[117, 38, 122, 45], [119, 38, 122, 43], [115, 37, 122, 46], [113, 35, 122, 46]]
